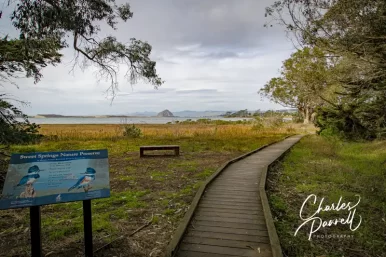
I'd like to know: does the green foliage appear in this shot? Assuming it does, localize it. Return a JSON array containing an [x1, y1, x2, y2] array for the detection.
[[259, 47, 331, 124], [122, 124, 142, 138], [267, 135, 386, 256], [223, 109, 251, 117], [0, 98, 42, 144], [265, 0, 386, 139], [0, 36, 62, 83], [4, 0, 163, 94]]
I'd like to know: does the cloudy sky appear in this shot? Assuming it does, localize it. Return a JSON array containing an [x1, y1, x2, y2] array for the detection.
[[3, 0, 295, 115]]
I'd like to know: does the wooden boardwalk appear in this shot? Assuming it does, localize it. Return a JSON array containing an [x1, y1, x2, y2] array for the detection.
[[171, 135, 303, 257]]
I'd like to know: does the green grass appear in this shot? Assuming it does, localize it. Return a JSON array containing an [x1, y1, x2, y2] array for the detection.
[[267, 135, 386, 257], [0, 124, 293, 256]]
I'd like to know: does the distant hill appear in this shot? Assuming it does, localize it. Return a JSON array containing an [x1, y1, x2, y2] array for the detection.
[[173, 110, 226, 117], [157, 110, 174, 117], [128, 110, 227, 117], [129, 111, 157, 116]]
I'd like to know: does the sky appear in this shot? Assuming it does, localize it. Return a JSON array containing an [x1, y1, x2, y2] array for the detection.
[[2, 0, 295, 115]]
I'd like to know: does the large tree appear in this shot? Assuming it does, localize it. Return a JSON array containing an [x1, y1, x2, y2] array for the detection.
[[0, 0, 163, 144], [265, 0, 386, 138], [259, 47, 333, 124], [4, 0, 163, 92]]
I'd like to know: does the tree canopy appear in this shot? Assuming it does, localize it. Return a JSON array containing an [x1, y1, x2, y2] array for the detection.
[[0, 0, 164, 145], [259, 47, 333, 124], [265, 0, 386, 139], [2, 0, 163, 94]]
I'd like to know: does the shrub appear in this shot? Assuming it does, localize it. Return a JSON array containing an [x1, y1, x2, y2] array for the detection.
[[0, 99, 42, 144], [122, 124, 142, 138]]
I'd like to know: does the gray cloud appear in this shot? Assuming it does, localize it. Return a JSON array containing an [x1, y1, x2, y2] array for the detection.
[[4, 0, 294, 115], [176, 89, 218, 94]]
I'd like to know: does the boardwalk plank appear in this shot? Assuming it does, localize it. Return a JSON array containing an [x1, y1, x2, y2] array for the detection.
[[200, 199, 260, 207], [197, 207, 262, 215], [190, 225, 269, 236], [170, 135, 304, 257], [195, 211, 265, 220], [199, 203, 260, 211], [202, 196, 260, 203], [182, 236, 272, 250], [192, 220, 268, 230], [179, 243, 263, 257], [177, 250, 238, 257], [186, 231, 269, 243], [194, 216, 267, 225]]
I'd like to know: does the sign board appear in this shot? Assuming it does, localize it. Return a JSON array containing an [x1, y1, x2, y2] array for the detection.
[[0, 149, 110, 210]]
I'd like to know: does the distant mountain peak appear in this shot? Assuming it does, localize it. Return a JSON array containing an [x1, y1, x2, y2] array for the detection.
[[157, 109, 174, 117]]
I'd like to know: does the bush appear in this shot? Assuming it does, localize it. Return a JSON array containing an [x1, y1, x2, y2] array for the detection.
[[314, 105, 383, 140], [0, 99, 42, 144], [122, 124, 142, 138], [251, 117, 265, 130]]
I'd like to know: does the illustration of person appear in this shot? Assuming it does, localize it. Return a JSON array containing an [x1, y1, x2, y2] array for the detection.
[[68, 167, 96, 193]]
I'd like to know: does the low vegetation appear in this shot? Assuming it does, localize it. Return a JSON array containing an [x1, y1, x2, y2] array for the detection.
[[267, 135, 386, 257], [0, 123, 302, 257]]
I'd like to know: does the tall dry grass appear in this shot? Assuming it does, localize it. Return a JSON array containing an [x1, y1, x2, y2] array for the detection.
[[38, 123, 315, 141]]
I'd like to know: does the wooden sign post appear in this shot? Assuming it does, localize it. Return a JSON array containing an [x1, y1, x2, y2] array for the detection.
[[83, 200, 93, 257], [30, 206, 42, 257]]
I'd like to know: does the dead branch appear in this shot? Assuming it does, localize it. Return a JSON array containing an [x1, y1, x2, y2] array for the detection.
[[93, 213, 154, 254]]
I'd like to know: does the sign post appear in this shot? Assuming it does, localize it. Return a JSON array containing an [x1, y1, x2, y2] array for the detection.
[[0, 149, 110, 257], [83, 200, 93, 257], [30, 206, 42, 257]]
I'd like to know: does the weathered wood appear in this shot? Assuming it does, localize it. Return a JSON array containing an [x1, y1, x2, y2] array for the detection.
[[177, 250, 235, 257], [196, 210, 265, 219], [200, 199, 260, 207], [201, 197, 260, 204], [192, 220, 268, 230], [186, 231, 270, 243], [203, 192, 260, 199], [140, 145, 180, 157], [179, 243, 264, 257], [193, 216, 267, 225], [166, 135, 303, 257], [197, 207, 262, 215], [182, 236, 272, 250], [205, 190, 259, 197], [190, 225, 268, 236], [164, 139, 285, 257], [199, 203, 260, 211]]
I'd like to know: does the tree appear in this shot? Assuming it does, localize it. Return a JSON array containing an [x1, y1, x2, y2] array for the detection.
[[265, 0, 386, 138], [0, 36, 62, 84], [0, 96, 41, 144], [259, 47, 332, 124], [4, 0, 163, 93], [0, 0, 164, 145]]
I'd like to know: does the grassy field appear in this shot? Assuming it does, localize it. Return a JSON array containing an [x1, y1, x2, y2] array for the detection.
[[0, 122, 302, 257], [267, 135, 386, 257]]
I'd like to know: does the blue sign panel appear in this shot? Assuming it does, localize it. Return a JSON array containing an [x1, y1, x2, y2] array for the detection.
[[0, 149, 110, 210]]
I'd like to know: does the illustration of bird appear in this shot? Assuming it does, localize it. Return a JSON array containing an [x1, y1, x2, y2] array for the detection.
[[15, 173, 40, 187], [27, 165, 43, 174], [68, 168, 96, 192]]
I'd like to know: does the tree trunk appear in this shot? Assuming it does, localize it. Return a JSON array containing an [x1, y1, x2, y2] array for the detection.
[[303, 108, 310, 124], [303, 107, 313, 124]]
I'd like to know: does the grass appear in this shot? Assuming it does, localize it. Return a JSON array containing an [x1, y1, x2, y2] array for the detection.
[[0, 122, 305, 257], [267, 135, 386, 257]]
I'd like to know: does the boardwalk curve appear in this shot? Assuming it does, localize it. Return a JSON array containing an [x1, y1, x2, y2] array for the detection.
[[165, 135, 303, 257]]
